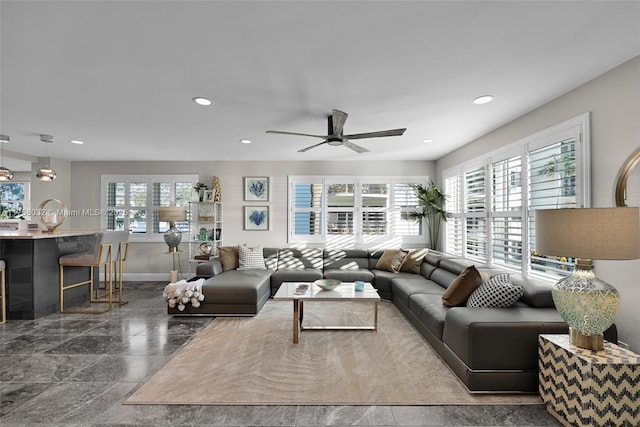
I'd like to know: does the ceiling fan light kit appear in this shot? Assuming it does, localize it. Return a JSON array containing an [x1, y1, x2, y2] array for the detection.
[[266, 109, 406, 154]]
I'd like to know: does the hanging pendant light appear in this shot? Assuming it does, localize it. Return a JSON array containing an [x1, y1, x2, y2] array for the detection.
[[37, 134, 56, 181], [0, 135, 14, 181]]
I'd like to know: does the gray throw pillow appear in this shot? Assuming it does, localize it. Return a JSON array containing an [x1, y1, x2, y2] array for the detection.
[[237, 244, 266, 270]]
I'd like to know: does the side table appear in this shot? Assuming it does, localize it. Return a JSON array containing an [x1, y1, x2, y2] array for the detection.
[[539, 334, 640, 426]]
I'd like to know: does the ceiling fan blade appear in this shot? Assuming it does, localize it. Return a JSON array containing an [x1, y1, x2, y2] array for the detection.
[[342, 128, 406, 140], [343, 141, 370, 153], [331, 109, 348, 136], [266, 130, 328, 139], [298, 141, 328, 152]]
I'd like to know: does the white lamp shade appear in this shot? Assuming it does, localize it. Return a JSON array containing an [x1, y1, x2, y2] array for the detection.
[[535, 207, 640, 260]]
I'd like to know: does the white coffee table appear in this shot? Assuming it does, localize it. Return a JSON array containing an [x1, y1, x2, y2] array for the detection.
[[273, 281, 381, 344]]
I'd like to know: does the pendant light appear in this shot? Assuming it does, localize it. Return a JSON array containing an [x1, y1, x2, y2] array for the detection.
[[36, 134, 56, 181], [0, 135, 13, 181]]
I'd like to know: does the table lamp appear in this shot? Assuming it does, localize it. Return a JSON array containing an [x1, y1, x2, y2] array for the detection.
[[158, 206, 187, 253], [535, 207, 640, 350]]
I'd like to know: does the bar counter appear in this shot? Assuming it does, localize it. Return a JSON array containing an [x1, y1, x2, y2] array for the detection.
[[0, 229, 103, 319]]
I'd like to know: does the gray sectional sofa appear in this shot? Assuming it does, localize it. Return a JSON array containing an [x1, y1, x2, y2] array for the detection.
[[168, 247, 617, 393]]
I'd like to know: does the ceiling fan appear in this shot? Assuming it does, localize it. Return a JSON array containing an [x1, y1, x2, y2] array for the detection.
[[266, 109, 406, 153]]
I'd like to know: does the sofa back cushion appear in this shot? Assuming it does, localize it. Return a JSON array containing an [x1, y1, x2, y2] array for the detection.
[[509, 273, 555, 308], [263, 247, 279, 270], [277, 248, 323, 269], [324, 249, 369, 270]]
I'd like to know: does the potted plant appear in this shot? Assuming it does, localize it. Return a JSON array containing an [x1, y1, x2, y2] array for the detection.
[[193, 182, 208, 202], [408, 182, 450, 250]]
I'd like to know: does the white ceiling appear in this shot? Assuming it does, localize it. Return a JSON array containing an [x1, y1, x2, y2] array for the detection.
[[1, 1, 639, 171]]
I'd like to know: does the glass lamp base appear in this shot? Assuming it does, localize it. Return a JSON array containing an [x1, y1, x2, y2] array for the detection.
[[163, 226, 182, 253]]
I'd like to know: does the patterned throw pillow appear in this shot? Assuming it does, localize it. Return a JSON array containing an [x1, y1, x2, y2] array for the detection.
[[237, 244, 266, 270], [467, 273, 524, 308]]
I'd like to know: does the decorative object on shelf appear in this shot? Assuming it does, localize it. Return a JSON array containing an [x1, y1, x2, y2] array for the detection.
[[198, 227, 208, 241], [211, 176, 222, 201], [244, 176, 269, 201], [535, 207, 640, 350], [203, 190, 214, 202], [193, 182, 208, 202], [244, 206, 269, 230], [198, 242, 213, 257], [215, 228, 221, 240], [163, 278, 205, 311], [159, 206, 187, 253], [0, 135, 14, 181], [408, 182, 450, 250], [615, 147, 640, 207], [37, 198, 66, 232], [36, 134, 56, 181]]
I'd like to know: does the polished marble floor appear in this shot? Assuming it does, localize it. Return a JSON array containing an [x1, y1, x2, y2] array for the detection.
[[0, 281, 560, 426]]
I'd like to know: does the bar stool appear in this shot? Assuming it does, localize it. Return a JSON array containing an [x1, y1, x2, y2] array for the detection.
[[59, 231, 121, 314], [114, 230, 130, 305], [0, 260, 5, 324]]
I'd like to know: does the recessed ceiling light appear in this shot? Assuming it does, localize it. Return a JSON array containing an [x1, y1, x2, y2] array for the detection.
[[193, 97, 213, 106], [70, 140, 84, 145], [240, 139, 252, 144], [473, 95, 494, 105], [422, 139, 433, 144]]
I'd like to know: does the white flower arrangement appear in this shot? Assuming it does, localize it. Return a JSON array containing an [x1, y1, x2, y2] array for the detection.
[[163, 278, 205, 311]]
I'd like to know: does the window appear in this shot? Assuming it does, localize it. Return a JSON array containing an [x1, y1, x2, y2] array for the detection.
[[0, 182, 29, 219], [443, 113, 589, 278], [101, 175, 197, 241], [289, 176, 428, 246]]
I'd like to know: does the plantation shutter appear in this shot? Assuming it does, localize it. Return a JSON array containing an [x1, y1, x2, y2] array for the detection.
[[444, 175, 463, 255], [393, 183, 421, 236], [464, 166, 487, 260], [291, 180, 324, 241], [528, 137, 578, 276], [491, 155, 523, 269]]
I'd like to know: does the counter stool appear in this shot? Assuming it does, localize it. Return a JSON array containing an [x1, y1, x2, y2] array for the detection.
[[0, 260, 5, 324], [59, 231, 121, 314], [114, 231, 130, 305]]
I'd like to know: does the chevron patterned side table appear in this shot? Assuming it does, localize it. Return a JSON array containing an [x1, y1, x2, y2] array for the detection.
[[539, 334, 640, 427]]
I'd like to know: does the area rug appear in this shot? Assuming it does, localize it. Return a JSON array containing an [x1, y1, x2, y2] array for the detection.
[[126, 300, 542, 405]]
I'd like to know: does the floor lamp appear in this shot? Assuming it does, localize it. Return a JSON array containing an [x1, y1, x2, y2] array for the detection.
[[159, 206, 187, 283]]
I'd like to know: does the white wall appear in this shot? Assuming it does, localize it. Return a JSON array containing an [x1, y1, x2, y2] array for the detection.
[[436, 56, 640, 352], [69, 160, 434, 278]]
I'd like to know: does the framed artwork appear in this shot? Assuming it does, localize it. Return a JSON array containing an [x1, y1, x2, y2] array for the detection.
[[244, 206, 269, 230], [203, 190, 214, 202], [244, 176, 269, 201]]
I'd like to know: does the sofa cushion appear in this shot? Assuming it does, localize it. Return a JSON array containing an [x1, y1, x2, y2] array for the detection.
[[374, 249, 407, 272], [441, 265, 482, 307], [238, 244, 267, 270], [324, 249, 369, 270], [408, 293, 449, 340], [467, 274, 524, 308], [278, 248, 323, 269], [509, 273, 555, 308], [201, 269, 272, 304], [399, 248, 429, 274], [218, 246, 239, 271], [270, 268, 323, 296], [391, 276, 443, 308]]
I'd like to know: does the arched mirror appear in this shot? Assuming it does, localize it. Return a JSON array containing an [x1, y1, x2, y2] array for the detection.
[[615, 148, 640, 207]]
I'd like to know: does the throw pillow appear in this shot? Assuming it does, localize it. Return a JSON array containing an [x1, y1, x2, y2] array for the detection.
[[374, 249, 408, 273], [237, 244, 267, 270], [467, 273, 524, 308], [441, 265, 482, 307], [218, 246, 239, 271], [399, 248, 429, 274]]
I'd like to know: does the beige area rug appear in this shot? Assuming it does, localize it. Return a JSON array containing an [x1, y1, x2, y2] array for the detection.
[[126, 300, 542, 405]]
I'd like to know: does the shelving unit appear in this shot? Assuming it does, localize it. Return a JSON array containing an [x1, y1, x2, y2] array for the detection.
[[187, 201, 223, 276]]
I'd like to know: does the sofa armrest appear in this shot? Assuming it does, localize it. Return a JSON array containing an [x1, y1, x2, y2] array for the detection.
[[196, 258, 223, 277]]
